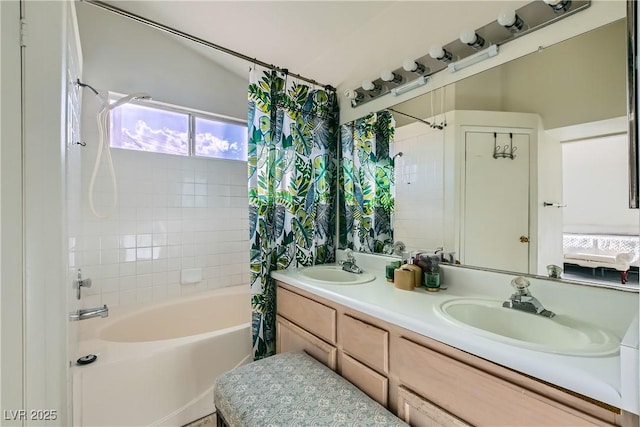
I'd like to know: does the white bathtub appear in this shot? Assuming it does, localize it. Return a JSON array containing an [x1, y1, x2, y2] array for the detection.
[[73, 285, 252, 426]]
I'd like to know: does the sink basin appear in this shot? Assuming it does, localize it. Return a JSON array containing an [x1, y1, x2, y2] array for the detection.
[[299, 265, 375, 285], [435, 298, 620, 357]]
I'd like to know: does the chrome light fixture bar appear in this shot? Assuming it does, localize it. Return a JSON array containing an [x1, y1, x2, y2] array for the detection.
[[391, 76, 428, 97], [448, 44, 499, 73], [348, 0, 590, 108]]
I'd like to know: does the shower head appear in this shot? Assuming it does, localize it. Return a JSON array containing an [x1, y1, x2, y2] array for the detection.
[[102, 92, 152, 112], [391, 152, 403, 167]]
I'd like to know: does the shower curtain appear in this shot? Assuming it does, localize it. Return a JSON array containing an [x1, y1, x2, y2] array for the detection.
[[248, 69, 338, 359], [339, 111, 396, 254]]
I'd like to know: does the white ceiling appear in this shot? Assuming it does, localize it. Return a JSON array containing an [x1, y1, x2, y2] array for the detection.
[[101, 1, 529, 92]]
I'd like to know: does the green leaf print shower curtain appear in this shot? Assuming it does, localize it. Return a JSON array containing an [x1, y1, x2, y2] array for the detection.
[[339, 111, 396, 254], [248, 69, 338, 359]]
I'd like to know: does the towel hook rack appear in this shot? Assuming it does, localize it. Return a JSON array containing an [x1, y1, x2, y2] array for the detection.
[[493, 132, 517, 160]]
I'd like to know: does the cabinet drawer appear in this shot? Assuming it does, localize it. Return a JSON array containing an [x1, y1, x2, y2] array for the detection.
[[393, 337, 612, 426], [340, 314, 389, 374], [277, 286, 336, 344], [397, 386, 470, 427], [340, 353, 388, 406], [276, 315, 337, 370]]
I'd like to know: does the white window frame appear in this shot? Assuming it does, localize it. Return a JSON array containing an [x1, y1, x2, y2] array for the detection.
[[108, 92, 247, 161]]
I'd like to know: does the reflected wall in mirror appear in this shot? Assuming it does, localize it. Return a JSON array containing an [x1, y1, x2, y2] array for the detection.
[[339, 19, 638, 288]]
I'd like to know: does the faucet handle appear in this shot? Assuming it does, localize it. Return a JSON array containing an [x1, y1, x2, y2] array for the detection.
[[75, 269, 92, 300], [344, 248, 355, 261], [510, 276, 531, 294]]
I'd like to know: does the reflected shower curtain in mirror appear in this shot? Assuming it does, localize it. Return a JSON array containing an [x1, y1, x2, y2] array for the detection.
[[248, 69, 338, 359], [339, 111, 395, 253]]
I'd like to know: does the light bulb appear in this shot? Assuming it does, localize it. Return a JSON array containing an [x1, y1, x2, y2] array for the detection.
[[544, 0, 571, 13], [380, 70, 402, 84], [361, 80, 381, 93], [497, 8, 524, 32], [429, 45, 453, 63], [361, 80, 375, 91], [459, 30, 476, 45], [460, 30, 485, 50], [402, 59, 427, 74], [344, 89, 363, 101], [429, 45, 444, 59], [497, 9, 516, 27]]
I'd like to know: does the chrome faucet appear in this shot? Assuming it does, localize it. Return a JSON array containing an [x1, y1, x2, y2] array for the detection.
[[502, 277, 555, 318], [339, 249, 363, 274], [69, 304, 109, 321]]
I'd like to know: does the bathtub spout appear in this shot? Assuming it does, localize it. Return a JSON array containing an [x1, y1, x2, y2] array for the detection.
[[69, 304, 109, 321]]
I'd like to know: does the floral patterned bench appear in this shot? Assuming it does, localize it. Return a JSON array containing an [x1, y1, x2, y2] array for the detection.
[[213, 351, 407, 427]]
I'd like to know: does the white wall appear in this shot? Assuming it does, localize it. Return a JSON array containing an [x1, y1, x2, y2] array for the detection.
[[75, 2, 247, 119], [0, 0, 24, 421], [563, 134, 639, 235], [73, 2, 249, 310], [22, 1, 70, 423], [536, 126, 564, 272]]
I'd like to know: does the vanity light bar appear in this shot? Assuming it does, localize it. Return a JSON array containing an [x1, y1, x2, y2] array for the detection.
[[347, 0, 590, 108], [391, 76, 428, 97], [448, 44, 499, 73]]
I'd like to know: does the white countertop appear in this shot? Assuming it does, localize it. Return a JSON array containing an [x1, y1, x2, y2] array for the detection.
[[271, 253, 640, 413]]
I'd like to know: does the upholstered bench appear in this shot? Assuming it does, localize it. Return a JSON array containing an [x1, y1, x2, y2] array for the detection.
[[563, 233, 639, 284], [213, 351, 407, 427]]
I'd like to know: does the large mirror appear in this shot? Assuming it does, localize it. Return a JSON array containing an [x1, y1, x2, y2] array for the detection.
[[339, 18, 637, 287]]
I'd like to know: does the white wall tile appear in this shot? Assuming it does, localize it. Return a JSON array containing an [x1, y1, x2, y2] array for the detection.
[[73, 150, 249, 305]]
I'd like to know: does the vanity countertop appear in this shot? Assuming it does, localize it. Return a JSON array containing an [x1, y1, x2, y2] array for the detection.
[[271, 255, 639, 414]]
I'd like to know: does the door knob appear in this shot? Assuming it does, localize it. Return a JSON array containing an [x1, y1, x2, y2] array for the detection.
[[519, 235, 529, 243]]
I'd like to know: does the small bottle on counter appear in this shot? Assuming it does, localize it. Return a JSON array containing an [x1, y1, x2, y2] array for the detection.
[[385, 260, 402, 283], [424, 260, 441, 292]]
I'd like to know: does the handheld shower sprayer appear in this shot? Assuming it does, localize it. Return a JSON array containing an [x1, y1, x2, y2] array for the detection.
[[80, 85, 152, 218], [392, 152, 403, 166]]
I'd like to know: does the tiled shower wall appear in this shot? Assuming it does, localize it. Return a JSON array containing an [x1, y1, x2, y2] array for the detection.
[[393, 121, 445, 252], [69, 143, 249, 309]]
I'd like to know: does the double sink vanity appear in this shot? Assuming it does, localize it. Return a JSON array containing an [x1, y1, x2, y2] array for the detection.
[[271, 251, 639, 426]]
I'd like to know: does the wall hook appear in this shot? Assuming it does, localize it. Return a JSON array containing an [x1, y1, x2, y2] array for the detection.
[[493, 132, 517, 159]]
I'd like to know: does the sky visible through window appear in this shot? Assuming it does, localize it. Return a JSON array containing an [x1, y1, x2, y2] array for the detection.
[[110, 103, 247, 161], [195, 117, 246, 161], [111, 104, 189, 156]]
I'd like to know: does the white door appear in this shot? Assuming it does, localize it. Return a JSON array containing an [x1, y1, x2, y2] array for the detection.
[[463, 131, 530, 273]]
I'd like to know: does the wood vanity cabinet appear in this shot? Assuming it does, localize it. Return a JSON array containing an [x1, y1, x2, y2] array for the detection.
[[275, 282, 635, 427], [275, 286, 337, 369]]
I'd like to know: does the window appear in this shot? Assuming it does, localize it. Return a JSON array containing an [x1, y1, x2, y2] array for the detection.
[[109, 97, 247, 161], [194, 116, 247, 161]]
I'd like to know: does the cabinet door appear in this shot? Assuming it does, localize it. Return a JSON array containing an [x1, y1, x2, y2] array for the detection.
[[276, 315, 337, 370], [340, 353, 388, 406], [340, 314, 389, 374], [397, 386, 470, 427], [393, 337, 614, 426]]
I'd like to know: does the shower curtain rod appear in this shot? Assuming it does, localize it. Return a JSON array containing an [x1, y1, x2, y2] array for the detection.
[[81, 0, 336, 92], [387, 108, 435, 128]]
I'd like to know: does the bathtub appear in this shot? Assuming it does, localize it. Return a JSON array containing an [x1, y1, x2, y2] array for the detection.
[[73, 285, 252, 426]]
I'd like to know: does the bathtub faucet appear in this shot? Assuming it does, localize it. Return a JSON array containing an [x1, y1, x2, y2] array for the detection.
[[69, 304, 109, 321]]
